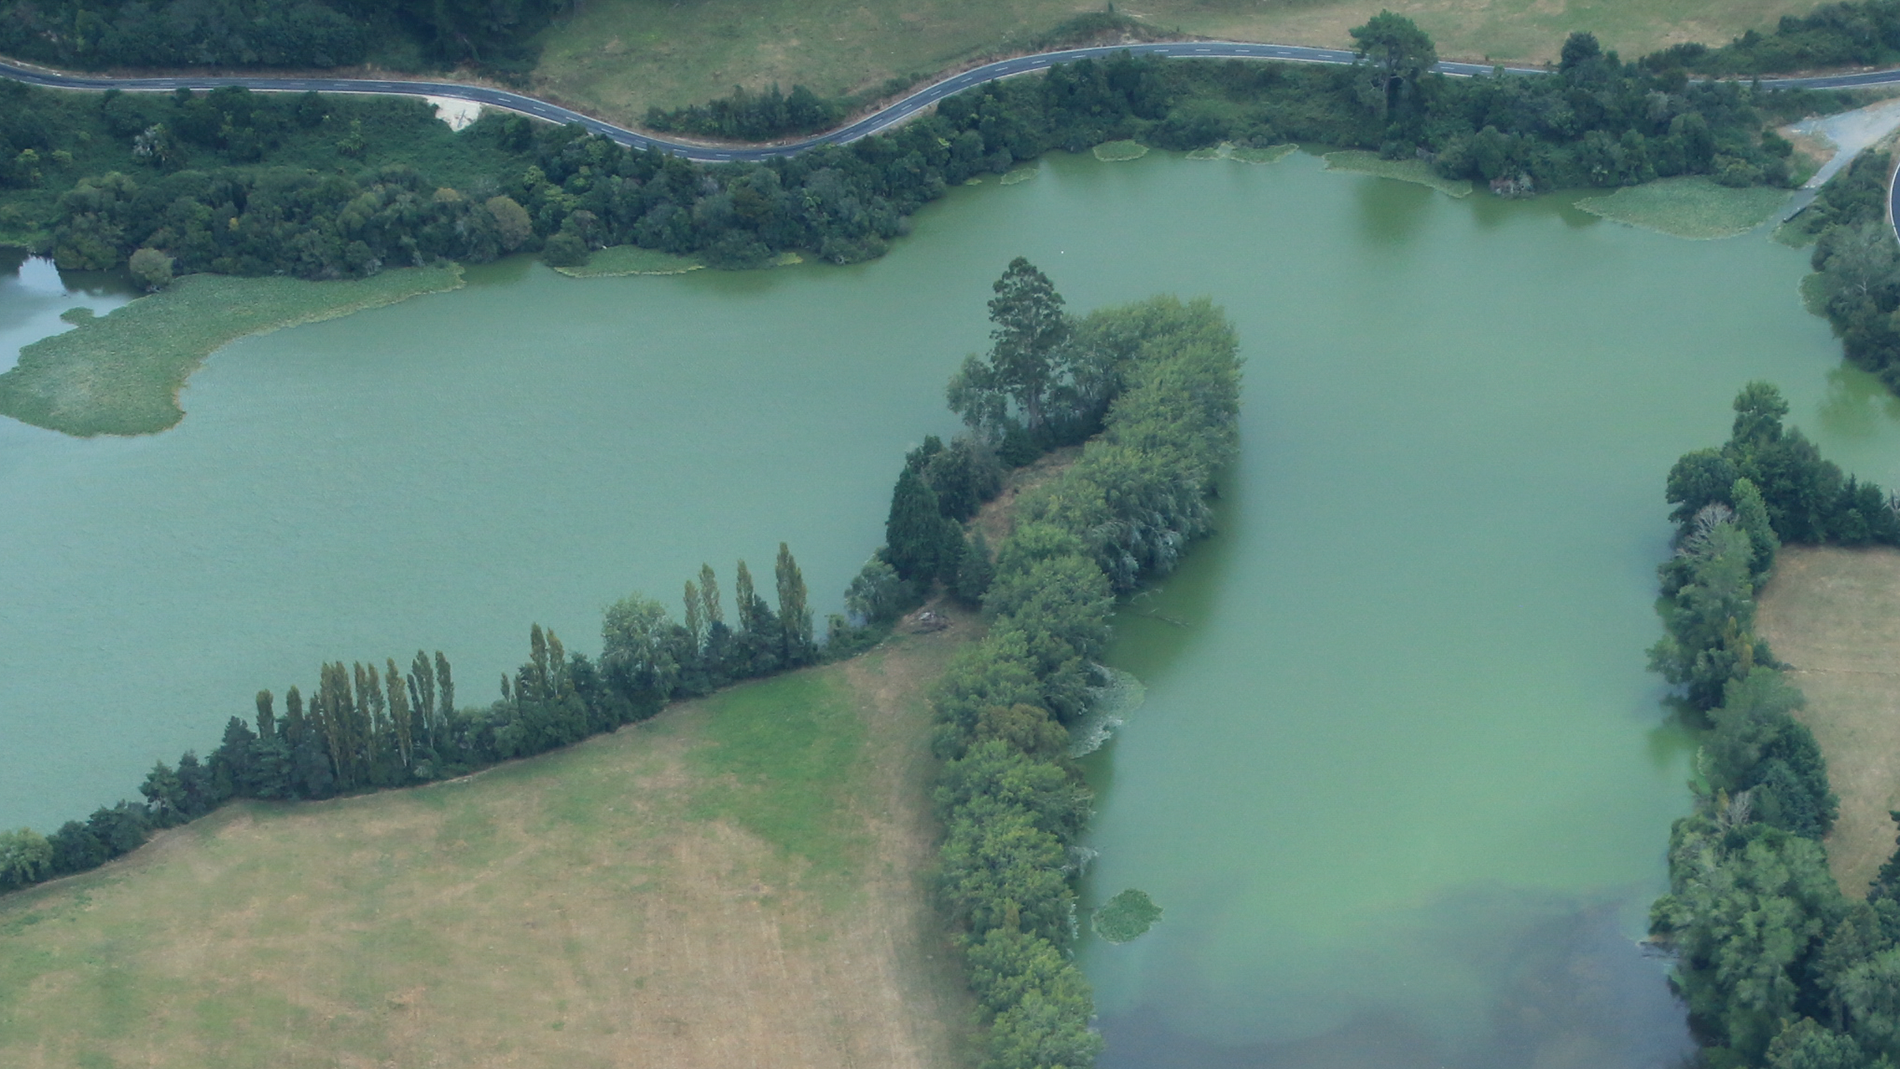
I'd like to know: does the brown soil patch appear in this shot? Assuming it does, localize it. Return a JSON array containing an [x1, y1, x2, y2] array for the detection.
[[0, 637, 979, 1068], [1756, 545, 1900, 897], [973, 445, 1079, 546]]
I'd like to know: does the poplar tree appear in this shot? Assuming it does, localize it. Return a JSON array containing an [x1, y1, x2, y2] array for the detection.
[[407, 651, 435, 753], [698, 564, 723, 627], [775, 542, 813, 664], [735, 560, 760, 635], [386, 659, 413, 771], [254, 689, 275, 739], [683, 579, 703, 651], [435, 651, 454, 723]]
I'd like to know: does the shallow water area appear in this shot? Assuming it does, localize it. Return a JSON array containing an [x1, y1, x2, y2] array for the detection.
[[0, 250, 135, 371], [6, 149, 1900, 1066]]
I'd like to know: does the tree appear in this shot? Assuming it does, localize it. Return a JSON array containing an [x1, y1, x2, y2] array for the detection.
[[845, 556, 912, 625], [128, 246, 173, 290], [887, 465, 949, 583], [1733, 476, 1781, 585], [601, 593, 680, 717], [486, 195, 532, 251], [957, 529, 996, 604], [949, 258, 1072, 436], [775, 542, 814, 665], [1349, 12, 1438, 118]]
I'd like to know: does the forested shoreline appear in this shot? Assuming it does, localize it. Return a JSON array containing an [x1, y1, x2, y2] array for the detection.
[[0, 18, 1840, 283], [1649, 384, 1900, 1069]]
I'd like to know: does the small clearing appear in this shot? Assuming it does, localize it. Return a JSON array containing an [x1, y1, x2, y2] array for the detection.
[[1756, 545, 1900, 897], [0, 633, 980, 1068]]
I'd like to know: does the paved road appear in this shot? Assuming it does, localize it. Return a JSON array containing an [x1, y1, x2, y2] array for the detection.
[[5, 40, 1900, 235], [0, 43, 1550, 163]]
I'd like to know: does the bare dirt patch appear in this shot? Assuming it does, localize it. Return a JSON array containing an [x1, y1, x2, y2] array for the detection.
[[0, 641, 978, 1068], [1756, 545, 1900, 897], [973, 444, 1078, 546]]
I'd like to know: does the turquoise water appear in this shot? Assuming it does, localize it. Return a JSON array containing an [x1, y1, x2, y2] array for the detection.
[[7, 149, 1900, 1065]]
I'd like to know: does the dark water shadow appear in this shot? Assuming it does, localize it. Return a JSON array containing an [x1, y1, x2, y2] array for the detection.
[[1097, 890, 1693, 1069], [1353, 177, 1433, 246], [1817, 362, 1900, 442]]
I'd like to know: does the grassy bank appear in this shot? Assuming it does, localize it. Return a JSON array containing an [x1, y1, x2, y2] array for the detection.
[[1755, 545, 1900, 897], [0, 633, 978, 1068], [529, 0, 1820, 123], [0, 266, 462, 437], [1575, 176, 1790, 239]]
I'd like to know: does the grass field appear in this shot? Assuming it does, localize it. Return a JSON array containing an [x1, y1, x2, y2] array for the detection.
[[1756, 546, 1900, 897], [1574, 177, 1791, 239], [0, 632, 979, 1068], [0, 266, 463, 437], [1323, 150, 1474, 197], [529, 0, 1824, 124]]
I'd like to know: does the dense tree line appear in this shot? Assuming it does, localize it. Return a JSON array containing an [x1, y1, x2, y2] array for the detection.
[[1788, 148, 1900, 394], [0, 19, 1841, 282], [0, 546, 822, 895], [0, 0, 566, 73], [1641, 1, 1900, 76], [865, 261, 1240, 1069], [1647, 384, 1900, 1069], [644, 83, 846, 142]]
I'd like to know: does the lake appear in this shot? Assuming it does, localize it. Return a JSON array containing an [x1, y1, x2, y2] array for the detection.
[[7, 148, 1898, 1066]]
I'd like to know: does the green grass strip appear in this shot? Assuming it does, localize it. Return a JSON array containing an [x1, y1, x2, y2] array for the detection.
[[1092, 888, 1162, 943], [1092, 140, 1149, 162], [1574, 176, 1790, 239], [0, 265, 463, 437], [554, 245, 706, 277], [1322, 151, 1473, 198]]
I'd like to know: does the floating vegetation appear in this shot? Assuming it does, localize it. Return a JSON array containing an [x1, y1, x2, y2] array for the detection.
[[1575, 177, 1789, 239], [1322, 151, 1473, 198], [963, 176, 985, 185], [1071, 666, 1145, 757], [555, 246, 705, 277], [0, 265, 463, 437], [1000, 166, 1040, 185], [1092, 140, 1149, 162], [1187, 142, 1296, 164], [1093, 888, 1162, 943]]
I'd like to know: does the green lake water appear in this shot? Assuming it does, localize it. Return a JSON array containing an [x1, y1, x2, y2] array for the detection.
[[8, 150, 1900, 1065]]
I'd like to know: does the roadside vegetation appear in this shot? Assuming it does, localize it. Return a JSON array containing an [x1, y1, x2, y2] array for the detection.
[[1787, 147, 1900, 395], [1646, 382, 1900, 1069], [0, 265, 461, 435], [0, 638, 977, 1069], [0, 19, 1834, 296]]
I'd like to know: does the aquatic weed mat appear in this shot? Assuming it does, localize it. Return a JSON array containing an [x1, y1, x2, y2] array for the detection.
[[0, 265, 463, 437], [1092, 140, 1150, 162], [1092, 888, 1163, 943], [555, 245, 706, 277], [1574, 177, 1790, 239], [1187, 142, 1295, 164], [1001, 166, 1040, 185], [1322, 151, 1473, 197]]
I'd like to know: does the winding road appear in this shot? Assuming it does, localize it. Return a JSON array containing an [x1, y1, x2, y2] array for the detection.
[[4, 39, 1900, 229]]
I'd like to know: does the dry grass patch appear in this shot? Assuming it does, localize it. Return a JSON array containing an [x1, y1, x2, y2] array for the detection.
[[0, 635, 979, 1069], [529, 0, 1820, 124], [1756, 545, 1900, 897]]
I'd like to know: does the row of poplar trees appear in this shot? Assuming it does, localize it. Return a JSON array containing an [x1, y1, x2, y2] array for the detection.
[[0, 544, 819, 895]]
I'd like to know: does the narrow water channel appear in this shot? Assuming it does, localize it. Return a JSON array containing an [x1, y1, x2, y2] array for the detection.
[[4, 149, 1897, 1065]]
